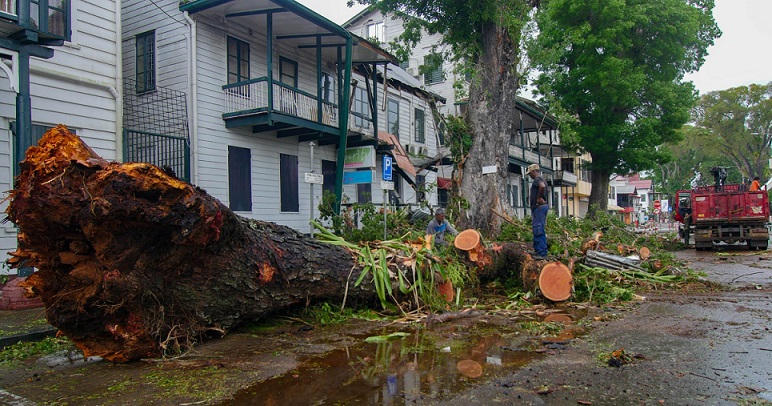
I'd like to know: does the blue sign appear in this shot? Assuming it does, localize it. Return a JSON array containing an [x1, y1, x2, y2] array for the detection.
[[383, 155, 393, 181], [343, 170, 375, 185]]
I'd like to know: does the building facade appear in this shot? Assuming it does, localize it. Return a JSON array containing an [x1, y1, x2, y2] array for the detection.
[[122, 0, 443, 234]]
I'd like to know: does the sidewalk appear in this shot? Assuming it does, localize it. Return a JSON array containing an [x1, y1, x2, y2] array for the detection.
[[0, 306, 56, 350]]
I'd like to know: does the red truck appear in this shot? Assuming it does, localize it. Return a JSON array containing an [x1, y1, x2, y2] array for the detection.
[[674, 183, 769, 250]]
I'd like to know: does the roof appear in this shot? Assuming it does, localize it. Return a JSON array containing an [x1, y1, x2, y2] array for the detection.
[[341, 5, 378, 28], [617, 186, 637, 195], [607, 204, 625, 212], [378, 131, 416, 177], [376, 65, 446, 103], [179, 0, 395, 65]]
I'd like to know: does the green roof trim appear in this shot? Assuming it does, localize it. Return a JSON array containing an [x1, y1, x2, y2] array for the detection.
[[180, 0, 352, 39]]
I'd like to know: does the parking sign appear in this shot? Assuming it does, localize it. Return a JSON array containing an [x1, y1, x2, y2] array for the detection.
[[383, 155, 393, 181]]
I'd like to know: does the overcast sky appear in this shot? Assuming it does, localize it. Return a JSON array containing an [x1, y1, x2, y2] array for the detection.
[[297, 0, 772, 96]]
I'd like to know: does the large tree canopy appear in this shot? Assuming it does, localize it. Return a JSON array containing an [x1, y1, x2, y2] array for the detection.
[[350, 0, 539, 236], [531, 0, 720, 215], [652, 125, 739, 199], [692, 82, 772, 183]]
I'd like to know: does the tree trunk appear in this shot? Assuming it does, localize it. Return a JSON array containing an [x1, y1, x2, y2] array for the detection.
[[588, 164, 611, 218], [458, 22, 521, 237], [7, 126, 372, 362]]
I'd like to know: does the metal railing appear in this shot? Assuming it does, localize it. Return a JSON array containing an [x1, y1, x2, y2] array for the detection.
[[1, 0, 15, 15], [123, 129, 190, 182]]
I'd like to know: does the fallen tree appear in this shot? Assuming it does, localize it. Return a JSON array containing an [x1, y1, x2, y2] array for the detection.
[[7, 126, 563, 362]]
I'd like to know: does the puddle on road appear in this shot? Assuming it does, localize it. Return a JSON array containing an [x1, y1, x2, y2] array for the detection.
[[225, 310, 586, 405]]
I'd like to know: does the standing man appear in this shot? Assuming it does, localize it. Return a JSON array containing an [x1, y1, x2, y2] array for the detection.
[[527, 164, 549, 259], [426, 208, 458, 247]]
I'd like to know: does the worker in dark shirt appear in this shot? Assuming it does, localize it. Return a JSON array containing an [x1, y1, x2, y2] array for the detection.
[[527, 164, 549, 259]]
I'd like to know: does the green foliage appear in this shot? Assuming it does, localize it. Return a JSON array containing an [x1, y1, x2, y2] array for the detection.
[[352, 0, 533, 66], [312, 220, 471, 313], [0, 337, 75, 364], [531, 0, 721, 207], [692, 82, 772, 182], [317, 192, 419, 242]]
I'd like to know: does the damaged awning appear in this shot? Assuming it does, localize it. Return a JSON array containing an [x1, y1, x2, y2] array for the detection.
[[378, 131, 416, 177]]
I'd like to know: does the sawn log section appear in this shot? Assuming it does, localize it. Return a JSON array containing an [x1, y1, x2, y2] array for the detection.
[[7, 126, 569, 363]]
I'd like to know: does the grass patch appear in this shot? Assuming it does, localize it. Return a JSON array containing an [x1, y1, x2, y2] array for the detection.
[[0, 337, 75, 365]]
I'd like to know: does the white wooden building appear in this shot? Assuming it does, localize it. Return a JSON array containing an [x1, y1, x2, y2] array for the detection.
[[0, 0, 122, 273], [122, 0, 445, 235]]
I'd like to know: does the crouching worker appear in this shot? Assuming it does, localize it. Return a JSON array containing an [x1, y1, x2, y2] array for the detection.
[[426, 208, 458, 248]]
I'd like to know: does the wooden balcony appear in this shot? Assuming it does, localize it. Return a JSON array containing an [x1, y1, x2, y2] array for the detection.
[[223, 78, 340, 133], [554, 170, 578, 186], [509, 144, 553, 170]]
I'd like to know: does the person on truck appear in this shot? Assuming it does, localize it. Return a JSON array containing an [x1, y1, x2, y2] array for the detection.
[[750, 176, 761, 191]]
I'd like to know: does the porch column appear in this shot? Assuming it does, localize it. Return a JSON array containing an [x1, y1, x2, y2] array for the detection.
[[334, 37, 353, 214]]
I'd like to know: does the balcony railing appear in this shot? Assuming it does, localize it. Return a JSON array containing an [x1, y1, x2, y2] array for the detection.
[[554, 170, 578, 185], [223, 78, 339, 127], [509, 144, 553, 170], [1, 0, 15, 16]]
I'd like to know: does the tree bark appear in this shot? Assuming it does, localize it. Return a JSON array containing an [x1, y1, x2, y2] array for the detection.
[[588, 164, 611, 218], [458, 22, 521, 237], [7, 126, 371, 362]]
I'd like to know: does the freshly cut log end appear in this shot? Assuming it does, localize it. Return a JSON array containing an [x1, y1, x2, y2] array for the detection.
[[639, 246, 651, 260], [454, 229, 481, 251], [538, 262, 573, 302]]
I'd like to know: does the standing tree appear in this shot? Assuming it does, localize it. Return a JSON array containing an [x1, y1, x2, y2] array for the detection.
[[692, 82, 772, 182], [350, 0, 539, 236], [530, 0, 720, 216]]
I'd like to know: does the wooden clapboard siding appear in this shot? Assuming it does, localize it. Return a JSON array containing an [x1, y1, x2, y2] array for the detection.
[[0, 0, 120, 272]]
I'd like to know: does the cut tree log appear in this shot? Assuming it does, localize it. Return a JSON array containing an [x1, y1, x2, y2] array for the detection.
[[7, 126, 575, 362], [7, 125, 375, 362]]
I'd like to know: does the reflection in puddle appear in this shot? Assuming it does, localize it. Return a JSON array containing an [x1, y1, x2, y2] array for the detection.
[[227, 328, 540, 405], [226, 310, 588, 405]]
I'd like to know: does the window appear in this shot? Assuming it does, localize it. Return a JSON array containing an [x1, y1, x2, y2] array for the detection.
[[608, 186, 616, 199], [136, 31, 156, 93], [227, 36, 250, 84], [30, 0, 70, 39], [322, 160, 336, 196], [416, 175, 425, 202], [280, 154, 299, 212], [365, 21, 384, 43], [414, 108, 425, 143], [280, 57, 298, 88], [387, 98, 399, 136], [228, 146, 252, 211], [357, 183, 371, 203], [438, 189, 449, 208], [388, 178, 402, 206], [507, 183, 520, 207], [353, 87, 370, 128], [320, 72, 336, 103], [423, 56, 444, 85]]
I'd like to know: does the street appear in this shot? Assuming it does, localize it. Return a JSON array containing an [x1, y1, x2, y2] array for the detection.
[[0, 245, 770, 405]]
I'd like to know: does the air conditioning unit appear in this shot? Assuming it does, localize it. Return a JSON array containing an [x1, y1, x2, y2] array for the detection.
[[419, 147, 427, 155], [406, 67, 419, 77], [407, 145, 416, 155]]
